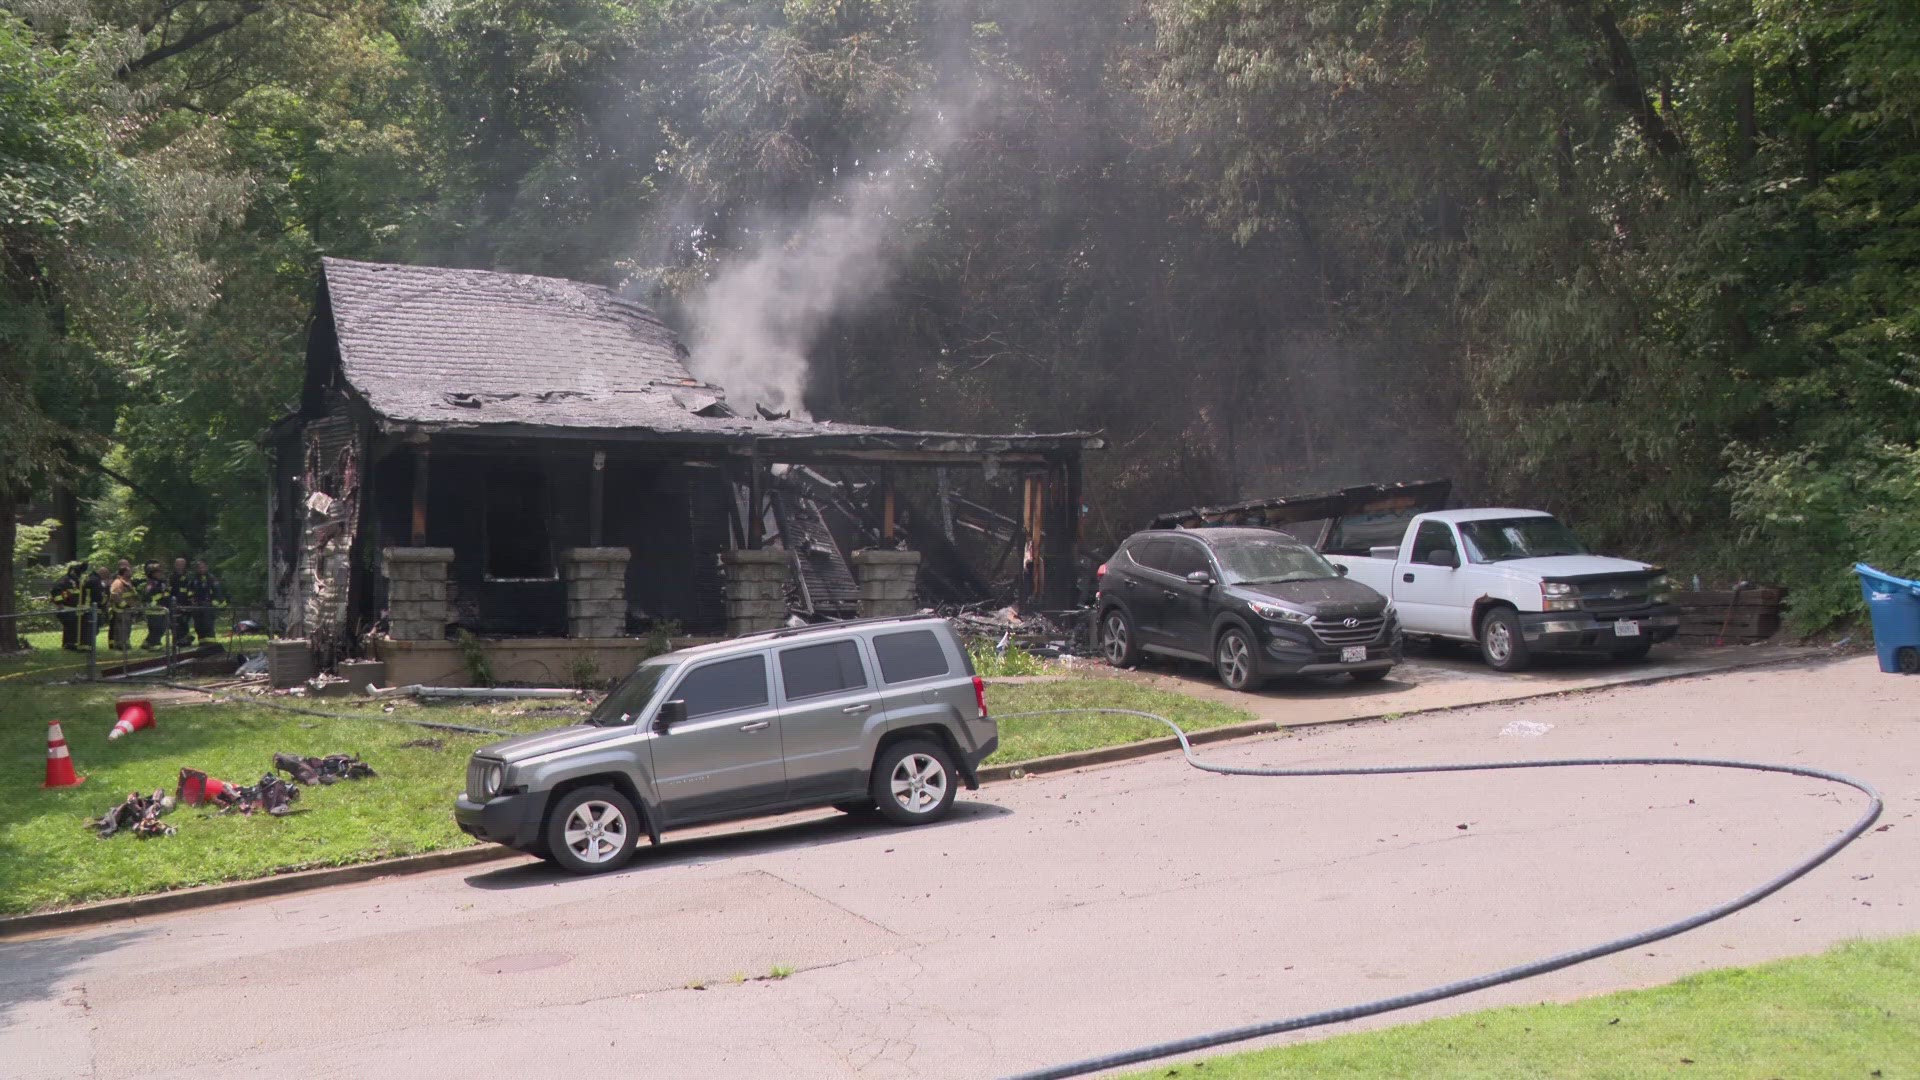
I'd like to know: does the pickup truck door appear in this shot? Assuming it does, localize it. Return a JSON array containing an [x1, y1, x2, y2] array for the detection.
[[1394, 521, 1475, 638]]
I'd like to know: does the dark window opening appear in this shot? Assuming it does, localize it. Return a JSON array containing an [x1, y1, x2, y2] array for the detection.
[[873, 630, 950, 684], [675, 655, 770, 719], [1412, 521, 1459, 566], [780, 640, 869, 700], [486, 468, 555, 580]]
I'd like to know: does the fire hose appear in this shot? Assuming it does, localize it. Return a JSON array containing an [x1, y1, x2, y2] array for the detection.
[[992, 709, 1884, 1080]]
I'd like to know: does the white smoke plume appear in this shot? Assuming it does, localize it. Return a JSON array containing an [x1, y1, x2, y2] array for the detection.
[[685, 100, 976, 420]]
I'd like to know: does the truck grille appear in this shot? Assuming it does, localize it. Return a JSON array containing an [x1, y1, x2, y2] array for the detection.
[[1310, 615, 1386, 646], [1577, 577, 1652, 615], [466, 759, 490, 802]]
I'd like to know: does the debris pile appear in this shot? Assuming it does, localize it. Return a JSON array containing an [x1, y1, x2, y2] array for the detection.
[[942, 602, 1094, 659]]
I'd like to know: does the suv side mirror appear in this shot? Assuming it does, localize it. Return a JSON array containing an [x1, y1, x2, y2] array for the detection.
[[653, 699, 688, 734], [1426, 549, 1459, 569], [1335, 564, 1349, 577], [1185, 570, 1213, 587]]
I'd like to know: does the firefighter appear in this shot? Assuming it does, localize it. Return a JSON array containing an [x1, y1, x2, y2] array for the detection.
[[81, 562, 107, 649], [168, 556, 194, 647], [188, 559, 225, 643], [140, 562, 170, 649], [108, 561, 137, 652], [50, 562, 84, 650]]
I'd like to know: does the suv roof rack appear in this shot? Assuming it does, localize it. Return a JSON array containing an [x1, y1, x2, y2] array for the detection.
[[737, 611, 946, 645]]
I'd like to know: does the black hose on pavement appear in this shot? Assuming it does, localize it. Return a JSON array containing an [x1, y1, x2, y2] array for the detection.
[[993, 709, 1884, 1080]]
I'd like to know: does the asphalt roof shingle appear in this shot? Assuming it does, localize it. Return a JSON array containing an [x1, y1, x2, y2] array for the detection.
[[319, 258, 1098, 452]]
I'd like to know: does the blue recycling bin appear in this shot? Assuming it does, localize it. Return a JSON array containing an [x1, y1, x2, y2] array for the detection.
[[1855, 563, 1920, 674]]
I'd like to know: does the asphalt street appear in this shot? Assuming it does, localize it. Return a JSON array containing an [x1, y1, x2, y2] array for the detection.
[[2, 654, 1911, 1078]]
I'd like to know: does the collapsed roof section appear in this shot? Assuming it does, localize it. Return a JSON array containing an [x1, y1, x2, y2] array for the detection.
[[307, 257, 1103, 462]]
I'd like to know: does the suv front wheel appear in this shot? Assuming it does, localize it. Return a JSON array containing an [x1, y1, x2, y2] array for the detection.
[[545, 786, 641, 874], [871, 740, 958, 826]]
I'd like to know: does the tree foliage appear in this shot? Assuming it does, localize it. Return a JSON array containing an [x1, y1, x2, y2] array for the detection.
[[3, 0, 1917, 634]]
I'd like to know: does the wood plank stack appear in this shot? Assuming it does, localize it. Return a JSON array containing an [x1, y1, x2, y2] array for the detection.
[[1671, 587, 1786, 647]]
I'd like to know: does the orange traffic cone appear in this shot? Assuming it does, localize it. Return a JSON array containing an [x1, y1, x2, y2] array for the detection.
[[176, 768, 235, 807], [109, 699, 155, 741], [43, 721, 84, 789]]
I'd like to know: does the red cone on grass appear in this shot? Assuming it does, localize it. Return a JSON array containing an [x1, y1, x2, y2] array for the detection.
[[109, 698, 155, 741], [43, 721, 85, 789], [176, 768, 235, 807]]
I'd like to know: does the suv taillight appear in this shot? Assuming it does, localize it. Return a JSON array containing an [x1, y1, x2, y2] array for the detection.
[[972, 675, 988, 719]]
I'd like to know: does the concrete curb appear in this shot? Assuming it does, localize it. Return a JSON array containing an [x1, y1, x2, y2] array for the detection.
[[0, 648, 1829, 940]]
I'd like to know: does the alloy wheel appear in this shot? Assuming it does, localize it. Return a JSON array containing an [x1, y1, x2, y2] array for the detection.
[[1217, 632, 1251, 688], [562, 800, 628, 864], [889, 753, 948, 815], [1103, 613, 1129, 664]]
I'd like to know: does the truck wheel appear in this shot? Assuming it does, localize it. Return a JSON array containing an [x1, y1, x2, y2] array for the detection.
[[544, 786, 640, 874], [1215, 627, 1264, 692], [1100, 607, 1140, 669], [1611, 641, 1653, 662], [1478, 607, 1533, 672], [871, 740, 958, 826]]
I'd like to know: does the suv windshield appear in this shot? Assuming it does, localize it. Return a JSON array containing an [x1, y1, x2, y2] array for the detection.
[[586, 663, 670, 727], [1212, 537, 1340, 585], [1458, 517, 1589, 563]]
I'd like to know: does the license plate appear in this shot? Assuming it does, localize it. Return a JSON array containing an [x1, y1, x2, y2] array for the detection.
[[1615, 620, 1641, 637], [1341, 646, 1368, 663]]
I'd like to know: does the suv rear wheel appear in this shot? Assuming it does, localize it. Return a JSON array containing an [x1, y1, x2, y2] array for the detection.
[[871, 739, 958, 826], [545, 786, 640, 874]]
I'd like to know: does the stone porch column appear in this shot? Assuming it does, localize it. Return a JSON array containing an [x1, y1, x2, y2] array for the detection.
[[383, 547, 454, 641], [721, 549, 792, 636], [562, 547, 631, 639], [850, 550, 922, 619]]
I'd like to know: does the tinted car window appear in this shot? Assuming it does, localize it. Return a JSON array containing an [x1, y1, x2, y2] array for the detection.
[[780, 640, 869, 700], [1412, 522, 1458, 565], [674, 655, 770, 718], [873, 630, 950, 684], [1164, 541, 1212, 578], [588, 663, 668, 727], [1128, 538, 1174, 573]]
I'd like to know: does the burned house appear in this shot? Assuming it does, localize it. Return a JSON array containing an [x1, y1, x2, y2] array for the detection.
[[267, 258, 1097, 684]]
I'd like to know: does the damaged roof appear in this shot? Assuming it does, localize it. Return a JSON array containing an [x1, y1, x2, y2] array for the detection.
[[317, 258, 1099, 455]]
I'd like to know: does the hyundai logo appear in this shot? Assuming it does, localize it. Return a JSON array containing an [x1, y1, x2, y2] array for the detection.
[[1341, 617, 1360, 628]]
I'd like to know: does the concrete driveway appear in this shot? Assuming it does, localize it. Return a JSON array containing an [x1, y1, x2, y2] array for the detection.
[[2, 655, 1912, 1079]]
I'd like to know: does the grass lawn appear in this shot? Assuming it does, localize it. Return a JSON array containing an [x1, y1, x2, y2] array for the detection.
[[984, 679, 1256, 764], [0, 673, 1252, 915], [0, 682, 556, 915], [1122, 935, 1920, 1079]]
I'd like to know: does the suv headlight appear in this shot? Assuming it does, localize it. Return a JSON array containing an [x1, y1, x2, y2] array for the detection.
[[1250, 600, 1311, 624], [482, 762, 504, 799]]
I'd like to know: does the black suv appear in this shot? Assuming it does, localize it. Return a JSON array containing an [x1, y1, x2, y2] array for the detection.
[[1095, 528, 1401, 691]]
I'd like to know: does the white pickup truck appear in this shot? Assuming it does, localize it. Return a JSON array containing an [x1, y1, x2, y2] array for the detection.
[[1323, 508, 1679, 671]]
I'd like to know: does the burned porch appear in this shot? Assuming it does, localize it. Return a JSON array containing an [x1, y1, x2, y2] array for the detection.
[[267, 259, 1097, 686]]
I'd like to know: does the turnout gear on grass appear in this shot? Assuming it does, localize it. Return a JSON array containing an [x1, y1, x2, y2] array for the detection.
[[224, 773, 299, 816], [91, 789, 176, 839], [274, 752, 376, 786]]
